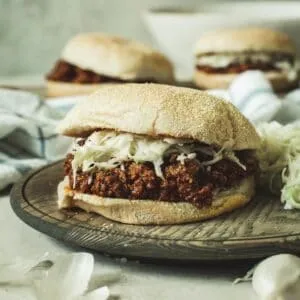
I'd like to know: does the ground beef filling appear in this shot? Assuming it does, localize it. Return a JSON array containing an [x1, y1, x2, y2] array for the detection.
[[196, 53, 294, 74], [197, 62, 278, 74], [64, 151, 258, 207], [47, 60, 156, 84]]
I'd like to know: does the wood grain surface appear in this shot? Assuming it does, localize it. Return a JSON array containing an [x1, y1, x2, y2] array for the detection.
[[10, 161, 300, 261]]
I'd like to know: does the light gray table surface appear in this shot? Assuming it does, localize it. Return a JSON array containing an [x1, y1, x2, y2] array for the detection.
[[0, 192, 259, 300]]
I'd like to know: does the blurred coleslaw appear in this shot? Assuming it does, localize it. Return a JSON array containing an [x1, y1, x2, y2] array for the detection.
[[256, 121, 300, 209]]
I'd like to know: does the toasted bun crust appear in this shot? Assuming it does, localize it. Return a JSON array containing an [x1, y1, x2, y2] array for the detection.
[[194, 70, 299, 92], [194, 28, 296, 56], [61, 33, 174, 83], [58, 176, 255, 225], [58, 83, 260, 150], [46, 80, 120, 97]]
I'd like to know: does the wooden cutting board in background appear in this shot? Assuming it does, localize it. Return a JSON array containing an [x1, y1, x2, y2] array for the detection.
[[10, 161, 300, 262]]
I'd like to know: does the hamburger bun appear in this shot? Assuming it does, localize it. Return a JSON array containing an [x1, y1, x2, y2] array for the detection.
[[58, 176, 255, 225], [194, 28, 296, 56], [58, 83, 260, 150], [58, 84, 260, 225], [194, 69, 299, 92], [193, 28, 297, 91], [61, 33, 174, 83]]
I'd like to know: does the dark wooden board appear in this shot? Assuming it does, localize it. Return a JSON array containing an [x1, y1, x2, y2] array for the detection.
[[10, 161, 300, 261]]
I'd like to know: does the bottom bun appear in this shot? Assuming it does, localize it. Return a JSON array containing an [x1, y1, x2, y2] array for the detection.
[[46, 80, 119, 98], [194, 70, 298, 92], [58, 176, 255, 225]]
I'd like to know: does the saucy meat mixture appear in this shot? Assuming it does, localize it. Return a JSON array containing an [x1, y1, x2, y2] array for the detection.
[[47, 60, 156, 84], [196, 52, 294, 74], [64, 149, 258, 208]]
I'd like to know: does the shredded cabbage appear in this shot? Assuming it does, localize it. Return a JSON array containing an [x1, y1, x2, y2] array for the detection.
[[197, 53, 272, 68], [71, 131, 246, 186], [200, 141, 246, 170], [256, 121, 300, 209], [71, 131, 173, 183]]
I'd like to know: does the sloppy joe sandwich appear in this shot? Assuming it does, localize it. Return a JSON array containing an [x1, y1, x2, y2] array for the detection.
[[46, 33, 174, 97], [194, 28, 298, 92], [57, 84, 260, 225]]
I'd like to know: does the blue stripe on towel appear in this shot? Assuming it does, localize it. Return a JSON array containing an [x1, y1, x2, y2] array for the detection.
[[37, 126, 45, 157], [14, 128, 58, 140]]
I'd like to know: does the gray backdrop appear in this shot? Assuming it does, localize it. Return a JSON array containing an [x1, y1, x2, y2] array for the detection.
[[1, 0, 205, 76]]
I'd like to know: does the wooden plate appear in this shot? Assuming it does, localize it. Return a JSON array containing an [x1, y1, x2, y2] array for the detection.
[[10, 161, 300, 261]]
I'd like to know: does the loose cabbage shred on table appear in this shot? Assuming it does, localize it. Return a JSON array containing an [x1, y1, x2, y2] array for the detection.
[[256, 121, 300, 209]]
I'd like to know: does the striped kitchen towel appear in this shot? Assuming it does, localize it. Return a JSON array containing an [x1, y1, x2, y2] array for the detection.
[[0, 88, 71, 190]]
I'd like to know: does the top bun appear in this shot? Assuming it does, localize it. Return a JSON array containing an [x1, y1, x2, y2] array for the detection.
[[194, 28, 296, 56], [61, 33, 174, 83], [58, 84, 260, 150]]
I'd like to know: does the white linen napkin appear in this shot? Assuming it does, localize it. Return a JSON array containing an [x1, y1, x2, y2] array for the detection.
[[0, 88, 71, 190], [229, 71, 282, 123], [209, 70, 300, 125]]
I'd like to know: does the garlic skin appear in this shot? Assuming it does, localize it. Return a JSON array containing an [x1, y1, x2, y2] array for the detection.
[[252, 254, 300, 300]]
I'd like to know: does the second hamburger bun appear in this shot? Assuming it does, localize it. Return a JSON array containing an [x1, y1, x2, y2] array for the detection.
[[61, 33, 174, 83], [194, 70, 299, 92], [194, 28, 296, 56], [193, 28, 298, 92]]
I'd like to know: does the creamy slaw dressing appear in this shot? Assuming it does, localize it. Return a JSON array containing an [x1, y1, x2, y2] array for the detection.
[[196, 54, 297, 81], [70, 131, 246, 187]]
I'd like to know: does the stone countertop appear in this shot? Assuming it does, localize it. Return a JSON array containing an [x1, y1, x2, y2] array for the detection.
[[0, 193, 258, 300]]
